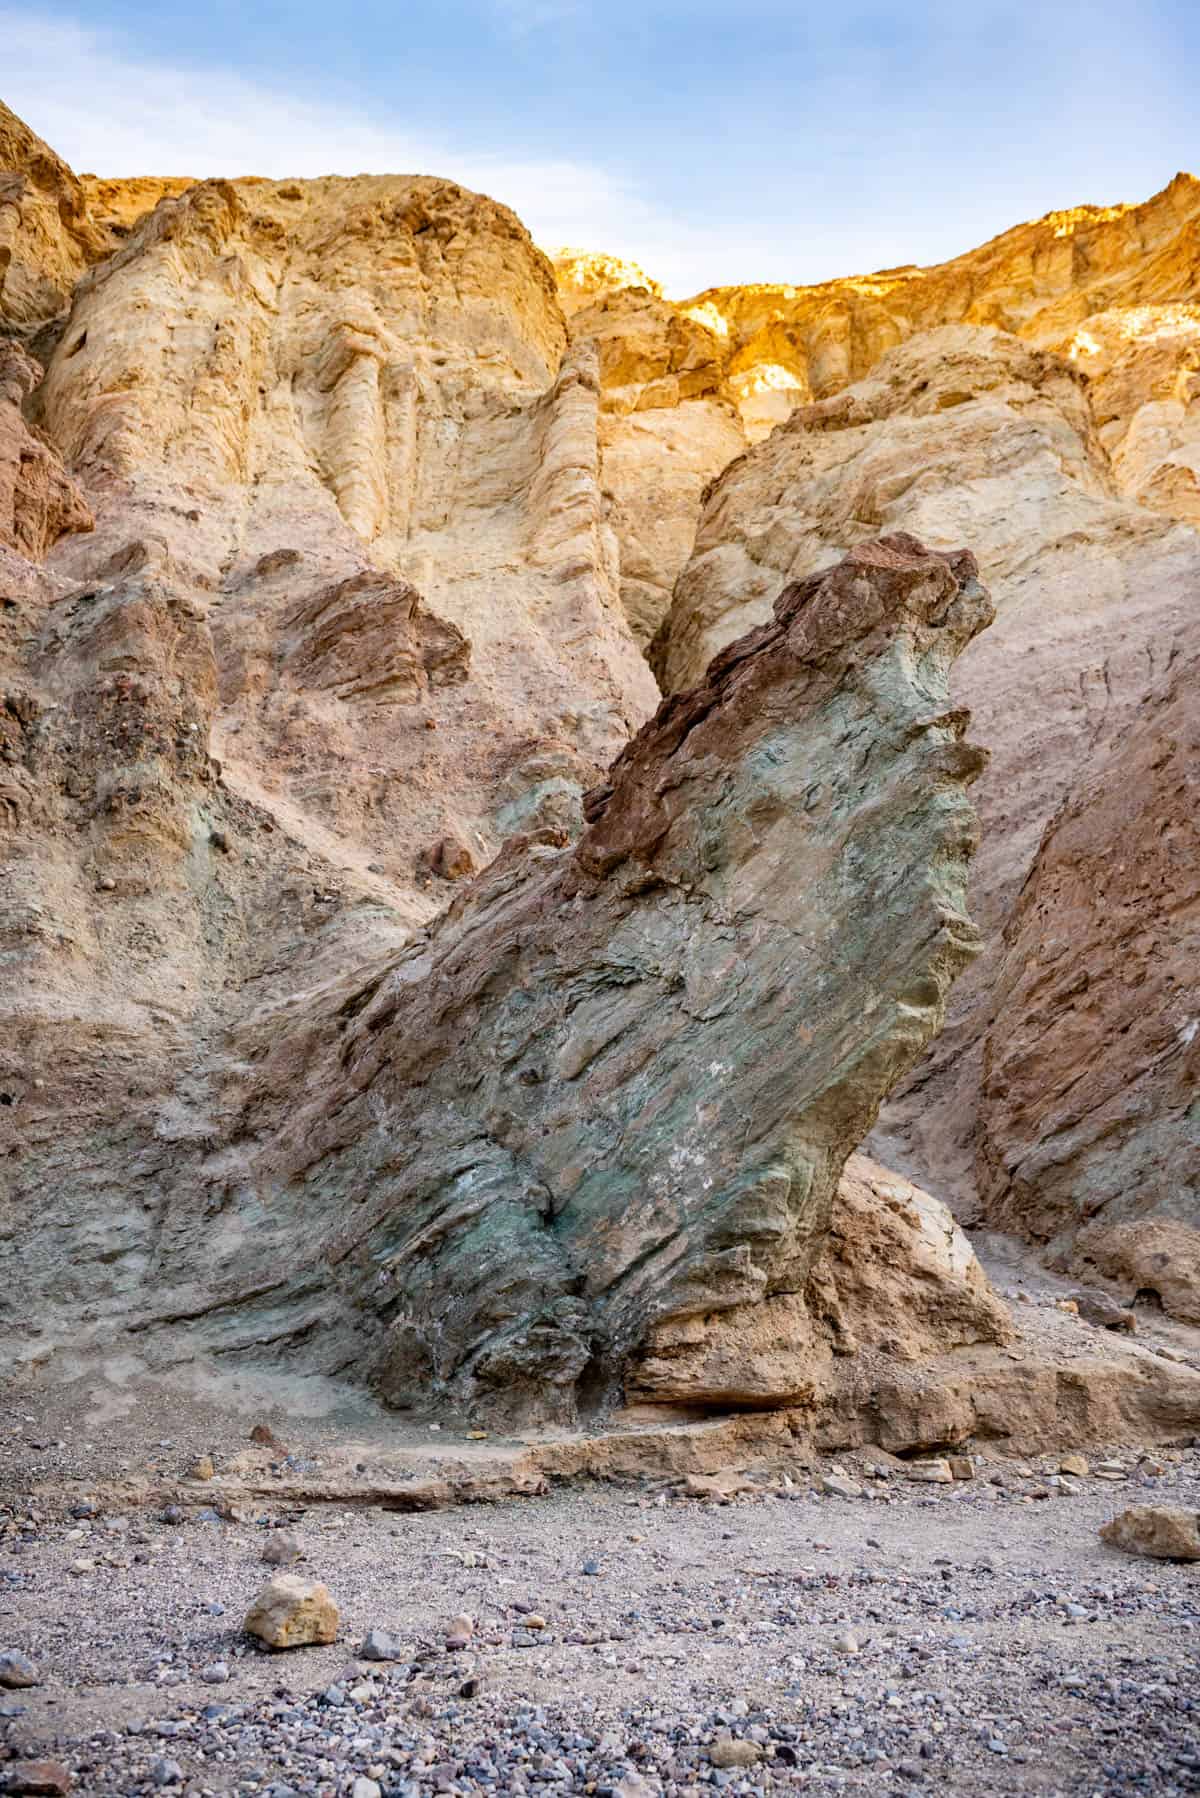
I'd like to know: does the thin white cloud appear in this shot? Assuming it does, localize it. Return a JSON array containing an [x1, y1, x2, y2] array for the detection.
[[0, 7, 724, 295], [1, 7, 1191, 298]]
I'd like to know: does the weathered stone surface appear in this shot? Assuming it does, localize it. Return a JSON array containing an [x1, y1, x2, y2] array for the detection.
[[222, 535, 992, 1422], [261, 1534, 304, 1567], [0, 100, 109, 327], [652, 326, 1200, 1220], [905, 1458, 954, 1484], [1099, 1506, 1200, 1561], [0, 344, 92, 559], [708, 1734, 762, 1769], [0, 1762, 73, 1796], [681, 172, 1200, 425], [979, 648, 1200, 1322], [0, 131, 660, 1381], [631, 1154, 1010, 1409], [551, 248, 664, 317], [551, 178, 1200, 632], [5, 100, 1195, 1453], [0, 1649, 40, 1687], [30, 166, 656, 910], [1069, 304, 1200, 521], [243, 1574, 339, 1648], [566, 281, 745, 645]]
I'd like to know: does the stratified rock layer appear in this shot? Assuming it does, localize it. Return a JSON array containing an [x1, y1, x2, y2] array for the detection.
[[979, 651, 1200, 1323], [219, 536, 993, 1422], [3, 532, 997, 1423], [1, 143, 656, 1398], [3, 98, 1196, 1444]]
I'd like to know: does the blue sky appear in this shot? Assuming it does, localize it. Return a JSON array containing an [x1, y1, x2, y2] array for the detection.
[[4, 1, 1197, 295]]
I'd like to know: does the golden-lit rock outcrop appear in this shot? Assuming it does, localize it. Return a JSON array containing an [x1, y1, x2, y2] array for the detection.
[[556, 174, 1200, 643], [0, 99, 109, 326]]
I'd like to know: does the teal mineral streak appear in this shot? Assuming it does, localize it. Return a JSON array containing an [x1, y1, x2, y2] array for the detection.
[[243, 535, 994, 1426]]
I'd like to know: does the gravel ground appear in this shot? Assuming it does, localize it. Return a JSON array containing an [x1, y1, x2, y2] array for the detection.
[[2, 1439, 1199, 1797]]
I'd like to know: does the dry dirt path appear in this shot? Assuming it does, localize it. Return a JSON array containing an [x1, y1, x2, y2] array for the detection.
[[1, 1417, 1197, 1797]]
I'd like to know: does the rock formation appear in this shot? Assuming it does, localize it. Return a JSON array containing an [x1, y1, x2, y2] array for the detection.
[[3, 516, 1000, 1422], [2, 95, 1198, 1441], [28, 169, 658, 912], [554, 174, 1200, 653], [1068, 303, 1200, 520], [652, 326, 1200, 1218], [0, 100, 109, 329], [563, 279, 745, 645], [631, 1153, 1011, 1411], [978, 650, 1200, 1323], [213, 535, 993, 1423], [0, 343, 92, 558], [678, 171, 1200, 430]]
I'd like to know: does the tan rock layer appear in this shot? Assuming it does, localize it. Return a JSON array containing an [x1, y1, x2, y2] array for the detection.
[[0, 344, 92, 558]]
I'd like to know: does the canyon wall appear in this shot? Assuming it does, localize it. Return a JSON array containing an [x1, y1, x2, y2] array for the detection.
[[2, 92, 1198, 1414]]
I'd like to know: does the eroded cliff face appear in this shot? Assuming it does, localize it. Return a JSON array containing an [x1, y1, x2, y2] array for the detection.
[[978, 653, 1200, 1324], [558, 175, 1200, 650], [0, 343, 92, 558], [1069, 303, 1200, 521], [1, 136, 660, 1407], [28, 172, 658, 915], [554, 274, 745, 645], [3, 528, 999, 1423], [0, 100, 112, 329], [677, 171, 1200, 431], [2, 93, 1197, 1421]]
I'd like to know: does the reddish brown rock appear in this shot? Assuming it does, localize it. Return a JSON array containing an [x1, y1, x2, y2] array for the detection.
[[280, 569, 470, 705], [978, 649, 1200, 1323], [420, 832, 478, 881], [0, 1764, 73, 1797]]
